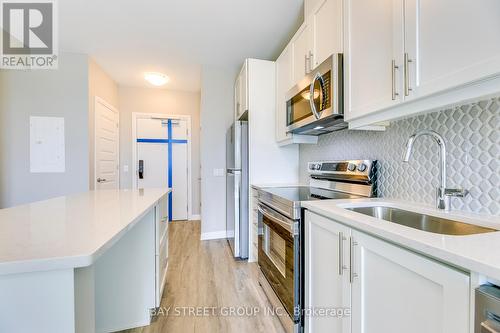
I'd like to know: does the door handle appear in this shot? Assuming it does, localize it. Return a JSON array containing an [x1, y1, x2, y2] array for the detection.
[[97, 178, 107, 183], [138, 160, 144, 179], [309, 72, 324, 120], [481, 320, 500, 333]]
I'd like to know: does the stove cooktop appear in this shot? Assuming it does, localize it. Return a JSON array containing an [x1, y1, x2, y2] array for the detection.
[[263, 186, 361, 202]]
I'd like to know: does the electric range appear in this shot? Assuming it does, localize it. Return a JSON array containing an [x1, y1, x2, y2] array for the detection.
[[256, 160, 378, 333]]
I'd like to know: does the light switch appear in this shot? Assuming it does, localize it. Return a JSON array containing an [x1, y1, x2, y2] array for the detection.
[[213, 168, 225, 177]]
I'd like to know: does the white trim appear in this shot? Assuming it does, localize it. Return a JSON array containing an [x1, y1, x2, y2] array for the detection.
[[200, 230, 227, 241], [131, 112, 193, 220], [94, 96, 120, 190], [189, 214, 201, 221]]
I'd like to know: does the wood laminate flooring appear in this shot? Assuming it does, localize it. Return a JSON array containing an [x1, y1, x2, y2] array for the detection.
[[119, 221, 286, 333]]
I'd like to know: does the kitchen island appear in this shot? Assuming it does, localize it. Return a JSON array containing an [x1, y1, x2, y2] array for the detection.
[[0, 188, 170, 333]]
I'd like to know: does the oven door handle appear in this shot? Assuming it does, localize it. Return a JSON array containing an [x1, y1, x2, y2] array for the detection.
[[258, 204, 297, 236]]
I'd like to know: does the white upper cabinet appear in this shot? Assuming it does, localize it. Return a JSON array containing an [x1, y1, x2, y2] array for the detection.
[[344, 0, 500, 128], [344, 0, 404, 121], [235, 60, 248, 120], [276, 45, 318, 145], [403, 0, 500, 101], [310, 0, 343, 68], [292, 22, 312, 85], [234, 72, 241, 119], [292, 0, 343, 85], [276, 46, 293, 143]]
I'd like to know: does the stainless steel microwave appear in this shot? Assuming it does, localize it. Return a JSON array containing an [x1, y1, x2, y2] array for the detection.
[[285, 54, 346, 135]]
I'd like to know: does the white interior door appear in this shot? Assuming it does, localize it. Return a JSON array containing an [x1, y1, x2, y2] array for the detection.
[[95, 99, 119, 189], [170, 120, 188, 221], [136, 117, 188, 221]]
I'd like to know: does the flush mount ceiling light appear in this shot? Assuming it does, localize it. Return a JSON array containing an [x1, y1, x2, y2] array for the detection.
[[144, 72, 170, 86]]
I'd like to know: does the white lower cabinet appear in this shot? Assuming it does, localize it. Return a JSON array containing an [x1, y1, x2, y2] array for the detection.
[[305, 211, 351, 333], [305, 211, 470, 333], [155, 194, 169, 307]]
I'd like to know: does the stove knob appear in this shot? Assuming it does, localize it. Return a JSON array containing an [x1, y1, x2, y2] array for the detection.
[[347, 163, 356, 172], [357, 163, 367, 172], [315, 163, 321, 170]]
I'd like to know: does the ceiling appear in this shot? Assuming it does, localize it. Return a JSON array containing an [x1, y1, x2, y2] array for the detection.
[[59, 0, 303, 92]]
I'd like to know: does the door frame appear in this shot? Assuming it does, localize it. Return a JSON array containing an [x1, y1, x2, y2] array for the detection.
[[94, 96, 120, 190], [131, 112, 193, 220]]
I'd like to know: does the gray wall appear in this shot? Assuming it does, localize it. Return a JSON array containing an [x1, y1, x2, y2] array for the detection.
[[299, 97, 500, 216], [118, 86, 201, 216], [0, 53, 90, 208], [200, 65, 238, 235]]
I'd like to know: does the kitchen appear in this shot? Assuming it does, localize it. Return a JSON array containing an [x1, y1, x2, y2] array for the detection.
[[0, 0, 498, 332]]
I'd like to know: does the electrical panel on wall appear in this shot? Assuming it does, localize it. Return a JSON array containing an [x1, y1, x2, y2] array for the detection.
[[29, 116, 65, 173]]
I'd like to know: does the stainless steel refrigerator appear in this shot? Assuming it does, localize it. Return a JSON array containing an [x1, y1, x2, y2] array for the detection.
[[226, 121, 249, 259]]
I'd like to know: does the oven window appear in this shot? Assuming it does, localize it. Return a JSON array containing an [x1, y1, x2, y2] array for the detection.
[[262, 224, 286, 277]]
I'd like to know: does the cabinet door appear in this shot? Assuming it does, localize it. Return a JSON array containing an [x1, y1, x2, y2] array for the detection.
[[292, 22, 312, 85], [234, 74, 241, 119], [404, 0, 500, 101], [240, 60, 249, 113], [351, 230, 470, 333], [311, 0, 343, 68], [344, 0, 404, 120], [305, 211, 351, 333], [276, 46, 293, 143]]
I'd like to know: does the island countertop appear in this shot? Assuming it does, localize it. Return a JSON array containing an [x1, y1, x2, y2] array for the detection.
[[0, 188, 170, 275]]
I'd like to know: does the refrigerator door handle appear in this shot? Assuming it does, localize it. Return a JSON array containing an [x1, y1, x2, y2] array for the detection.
[[227, 168, 241, 174]]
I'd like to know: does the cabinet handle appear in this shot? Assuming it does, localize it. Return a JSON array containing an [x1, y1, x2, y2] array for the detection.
[[338, 232, 344, 275], [404, 53, 413, 96], [305, 54, 310, 74], [338, 232, 347, 275], [349, 237, 358, 283], [391, 60, 399, 101]]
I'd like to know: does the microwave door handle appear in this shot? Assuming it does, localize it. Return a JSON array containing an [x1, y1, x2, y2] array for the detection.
[[309, 72, 322, 120]]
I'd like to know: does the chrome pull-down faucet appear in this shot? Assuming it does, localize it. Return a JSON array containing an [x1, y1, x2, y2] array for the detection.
[[403, 130, 468, 211]]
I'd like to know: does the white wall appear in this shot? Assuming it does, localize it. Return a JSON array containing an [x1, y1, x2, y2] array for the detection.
[[0, 53, 90, 208], [88, 58, 119, 190], [200, 66, 237, 236], [118, 86, 201, 216]]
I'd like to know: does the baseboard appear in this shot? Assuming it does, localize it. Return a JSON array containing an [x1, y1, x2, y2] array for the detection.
[[200, 230, 227, 240], [189, 214, 201, 221]]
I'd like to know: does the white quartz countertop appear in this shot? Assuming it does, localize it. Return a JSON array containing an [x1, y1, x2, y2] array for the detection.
[[0, 188, 170, 275], [302, 199, 500, 280]]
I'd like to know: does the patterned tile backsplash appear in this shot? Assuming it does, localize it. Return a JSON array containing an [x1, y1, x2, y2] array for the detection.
[[299, 97, 500, 216]]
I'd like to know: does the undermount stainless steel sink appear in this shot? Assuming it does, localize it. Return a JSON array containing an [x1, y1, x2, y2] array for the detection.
[[346, 206, 496, 235]]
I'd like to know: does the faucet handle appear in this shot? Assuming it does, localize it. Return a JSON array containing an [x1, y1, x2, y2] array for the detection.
[[444, 188, 469, 197]]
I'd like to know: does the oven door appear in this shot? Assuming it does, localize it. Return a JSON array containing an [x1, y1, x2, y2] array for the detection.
[[258, 203, 299, 321]]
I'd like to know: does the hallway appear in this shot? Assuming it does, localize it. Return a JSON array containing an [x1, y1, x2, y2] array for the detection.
[[121, 221, 286, 333]]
